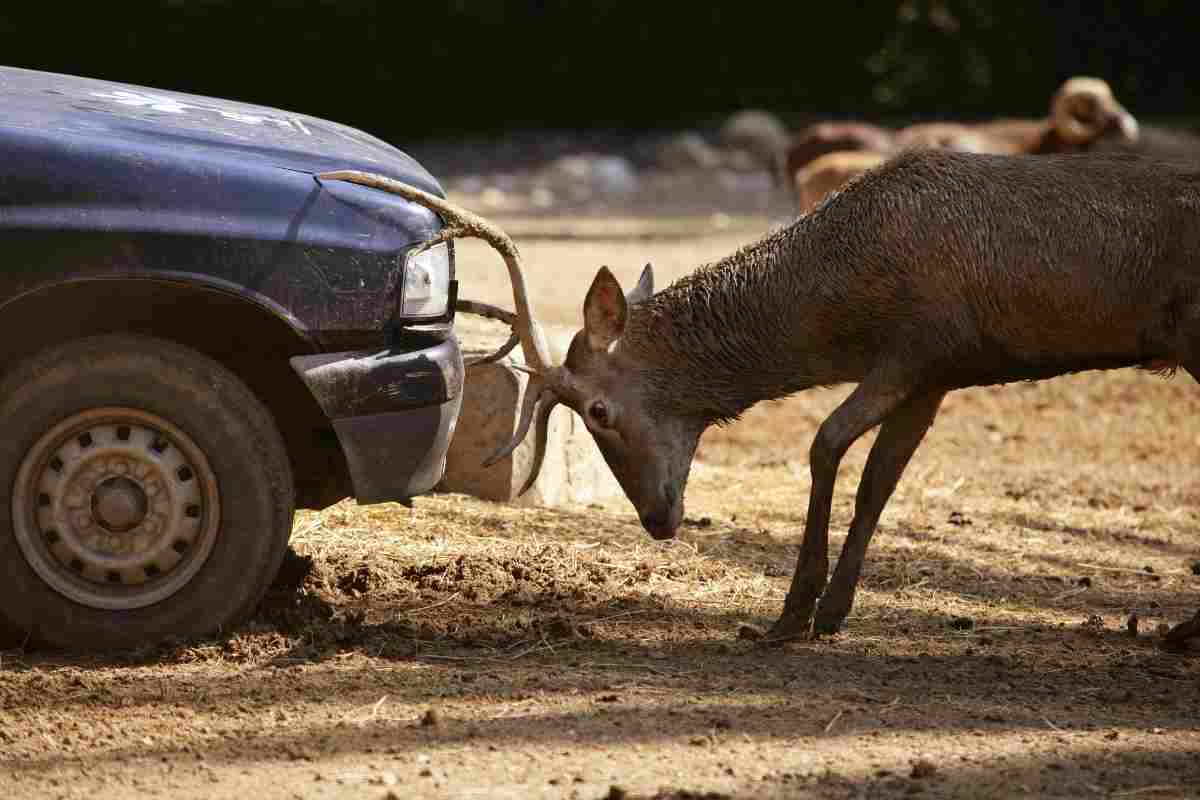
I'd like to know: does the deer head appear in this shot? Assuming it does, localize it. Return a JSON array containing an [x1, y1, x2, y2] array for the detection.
[[487, 262, 702, 538], [1051, 76, 1139, 146], [314, 171, 698, 538], [563, 265, 704, 538]]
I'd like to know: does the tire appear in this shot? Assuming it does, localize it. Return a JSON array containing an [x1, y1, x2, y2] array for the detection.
[[0, 334, 294, 650]]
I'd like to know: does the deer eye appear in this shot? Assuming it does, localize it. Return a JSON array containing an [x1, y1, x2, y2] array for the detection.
[[588, 400, 610, 427]]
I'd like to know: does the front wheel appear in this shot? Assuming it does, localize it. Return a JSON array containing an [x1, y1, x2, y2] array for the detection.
[[0, 334, 294, 650]]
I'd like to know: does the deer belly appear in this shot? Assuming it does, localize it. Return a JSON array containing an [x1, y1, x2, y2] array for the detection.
[[944, 316, 1158, 388]]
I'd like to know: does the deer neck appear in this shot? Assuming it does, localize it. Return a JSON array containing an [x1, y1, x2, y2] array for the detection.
[[622, 220, 848, 424]]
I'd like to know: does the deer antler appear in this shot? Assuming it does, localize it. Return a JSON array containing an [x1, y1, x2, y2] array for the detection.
[[453, 299, 520, 367], [315, 170, 563, 492]]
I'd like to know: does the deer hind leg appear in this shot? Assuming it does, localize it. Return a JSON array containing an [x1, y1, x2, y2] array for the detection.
[[767, 369, 918, 642], [1162, 358, 1200, 649], [813, 390, 945, 635]]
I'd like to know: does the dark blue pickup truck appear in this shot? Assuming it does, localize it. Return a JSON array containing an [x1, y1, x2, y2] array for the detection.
[[0, 66, 464, 649]]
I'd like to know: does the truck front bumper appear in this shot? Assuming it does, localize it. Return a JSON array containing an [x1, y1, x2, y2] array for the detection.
[[289, 336, 464, 504]]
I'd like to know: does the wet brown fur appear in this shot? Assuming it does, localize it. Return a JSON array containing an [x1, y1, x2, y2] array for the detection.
[[630, 148, 1200, 421]]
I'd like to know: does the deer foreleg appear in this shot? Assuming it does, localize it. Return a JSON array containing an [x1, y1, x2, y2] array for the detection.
[[767, 371, 915, 642], [813, 390, 945, 634]]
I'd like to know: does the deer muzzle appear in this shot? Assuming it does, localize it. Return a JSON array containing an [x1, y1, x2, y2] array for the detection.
[[640, 508, 679, 540], [638, 484, 683, 540]]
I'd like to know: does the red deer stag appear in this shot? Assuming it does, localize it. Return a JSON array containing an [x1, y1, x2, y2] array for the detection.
[[318, 150, 1200, 648]]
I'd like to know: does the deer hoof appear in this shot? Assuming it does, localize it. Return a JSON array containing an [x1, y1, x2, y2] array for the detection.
[[813, 601, 850, 636], [762, 613, 814, 645], [812, 613, 846, 637]]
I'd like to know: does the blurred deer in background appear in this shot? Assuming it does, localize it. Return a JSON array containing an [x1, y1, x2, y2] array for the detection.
[[787, 75, 1143, 216]]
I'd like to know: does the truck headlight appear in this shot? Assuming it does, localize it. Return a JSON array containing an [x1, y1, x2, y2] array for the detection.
[[399, 242, 451, 320]]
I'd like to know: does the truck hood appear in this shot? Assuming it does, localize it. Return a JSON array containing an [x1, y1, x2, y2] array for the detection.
[[0, 65, 442, 195]]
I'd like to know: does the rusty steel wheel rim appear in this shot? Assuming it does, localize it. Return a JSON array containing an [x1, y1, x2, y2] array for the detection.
[[12, 407, 221, 611]]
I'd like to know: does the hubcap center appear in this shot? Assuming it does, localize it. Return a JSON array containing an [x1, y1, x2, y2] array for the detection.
[[91, 477, 149, 533]]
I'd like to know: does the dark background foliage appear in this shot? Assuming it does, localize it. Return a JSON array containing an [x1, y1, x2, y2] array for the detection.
[[2, 1, 1198, 142]]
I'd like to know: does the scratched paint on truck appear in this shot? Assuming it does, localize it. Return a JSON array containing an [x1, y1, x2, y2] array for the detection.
[[0, 66, 441, 188], [0, 65, 446, 335]]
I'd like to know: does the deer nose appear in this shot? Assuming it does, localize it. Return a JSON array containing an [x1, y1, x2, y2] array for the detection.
[[640, 508, 677, 540], [640, 485, 681, 539]]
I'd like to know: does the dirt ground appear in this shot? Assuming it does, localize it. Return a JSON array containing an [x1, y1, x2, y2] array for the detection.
[[2, 164, 1199, 800]]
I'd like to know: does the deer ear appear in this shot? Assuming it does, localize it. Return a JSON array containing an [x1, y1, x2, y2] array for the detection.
[[584, 266, 628, 352], [626, 263, 655, 305]]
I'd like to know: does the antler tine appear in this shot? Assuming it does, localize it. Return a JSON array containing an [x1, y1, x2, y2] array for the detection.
[[455, 299, 520, 368], [455, 298, 516, 327], [316, 170, 562, 487], [315, 170, 552, 373], [515, 394, 559, 497], [481, 375, 546, 467], [462, 332, 521, 368]]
